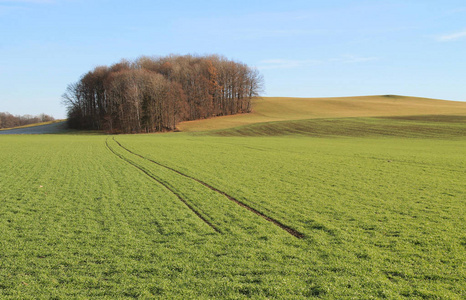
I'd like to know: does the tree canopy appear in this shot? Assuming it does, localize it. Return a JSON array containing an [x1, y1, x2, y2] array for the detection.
[[63, 54, 263, 133]]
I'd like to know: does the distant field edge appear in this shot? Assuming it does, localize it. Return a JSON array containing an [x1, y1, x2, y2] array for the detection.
[[0, 119, 65, 131]]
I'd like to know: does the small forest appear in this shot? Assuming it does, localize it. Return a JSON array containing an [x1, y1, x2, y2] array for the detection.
[[62, 54, 263, 133]]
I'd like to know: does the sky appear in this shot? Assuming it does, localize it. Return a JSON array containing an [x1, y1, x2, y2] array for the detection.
[[1, 0, 465, 118]]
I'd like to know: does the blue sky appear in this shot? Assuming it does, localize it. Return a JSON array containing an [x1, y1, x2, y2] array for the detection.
[[1, 0, 465, 118]]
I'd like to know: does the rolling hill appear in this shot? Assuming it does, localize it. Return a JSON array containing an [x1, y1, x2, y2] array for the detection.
[[177, 95, 466, 132]]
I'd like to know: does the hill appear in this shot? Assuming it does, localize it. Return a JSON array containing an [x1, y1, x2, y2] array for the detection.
[[177, 95, 466, 132], [205, 116, 466, 138]]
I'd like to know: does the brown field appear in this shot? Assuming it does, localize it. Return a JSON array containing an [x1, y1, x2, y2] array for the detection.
[[177, 95, 466, 132]]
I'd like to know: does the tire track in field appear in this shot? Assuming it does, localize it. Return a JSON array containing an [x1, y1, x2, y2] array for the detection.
[[105, 138, 220, 233], [113, 137, 304, 239]]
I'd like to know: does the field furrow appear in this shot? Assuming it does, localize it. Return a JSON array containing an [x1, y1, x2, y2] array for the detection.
[[1, 119, 465, 298], [105, 138, 221, 233], [115, 133, 466, 298], [113, 137, 304, 239]]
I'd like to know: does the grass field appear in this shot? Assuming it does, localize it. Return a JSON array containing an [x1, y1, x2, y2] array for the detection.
[[1, 95, 465, 298]]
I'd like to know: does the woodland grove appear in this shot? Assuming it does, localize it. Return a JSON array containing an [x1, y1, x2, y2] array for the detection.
[[63, 54, 263, 133]]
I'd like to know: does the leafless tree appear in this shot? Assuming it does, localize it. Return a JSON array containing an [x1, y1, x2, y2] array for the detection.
[[0, 112, 55, 129], [63, 54, 263, 133]]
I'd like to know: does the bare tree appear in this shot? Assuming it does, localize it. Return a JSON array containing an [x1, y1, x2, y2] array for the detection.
[[0, 112, 55, 129], [63, 54, 262, 133]]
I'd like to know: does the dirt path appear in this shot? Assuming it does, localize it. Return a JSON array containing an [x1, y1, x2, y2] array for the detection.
[[0, 121, 69, 134]]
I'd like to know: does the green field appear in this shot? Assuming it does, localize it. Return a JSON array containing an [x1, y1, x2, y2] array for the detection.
[[1, 96, 466, 298]]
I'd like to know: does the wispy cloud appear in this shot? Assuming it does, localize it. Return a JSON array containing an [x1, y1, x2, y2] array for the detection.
[[437, 29, 466, 42], [258, 55, 378, 70], [196, 28, 323, 41], [258, 59, 322, 70], [331, 55, 379, 63]]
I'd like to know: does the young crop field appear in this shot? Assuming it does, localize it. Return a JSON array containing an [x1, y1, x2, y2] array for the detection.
[[1, 113, 465, 298]]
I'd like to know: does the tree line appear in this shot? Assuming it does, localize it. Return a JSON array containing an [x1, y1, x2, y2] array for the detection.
[[62, 54, 263, 133], [0, 112, 55, 129]]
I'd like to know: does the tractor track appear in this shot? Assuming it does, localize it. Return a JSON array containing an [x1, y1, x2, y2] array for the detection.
[[113, 137, 304, 239], [105, 139, 220, 233]]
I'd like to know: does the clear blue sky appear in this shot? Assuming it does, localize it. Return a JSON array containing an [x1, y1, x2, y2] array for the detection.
[[1, 0, 465, 118]]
